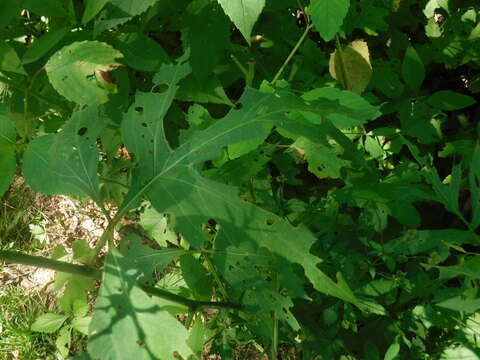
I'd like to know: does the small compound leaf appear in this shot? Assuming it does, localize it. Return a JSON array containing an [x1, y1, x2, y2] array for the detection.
[[401, 46, 425, 91], [426, 90, 476, 111], [88, 249, 193, 359], [329, 39, 372, 94], [0, 40, 27, 75], [45, 41, 123, 105], [216, 0, 266, 43], [31, 313, 69, 333], [310, 0, 350, 42]]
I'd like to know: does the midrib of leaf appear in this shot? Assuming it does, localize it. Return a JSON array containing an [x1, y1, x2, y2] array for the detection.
[[77, 135, 99, 202]]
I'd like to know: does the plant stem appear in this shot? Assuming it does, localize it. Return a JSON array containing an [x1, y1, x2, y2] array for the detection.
[[0, 250, 102, 279], [0, 249, 243, 311], [271, 24, 313, 84], [335, 35, 349, 90]]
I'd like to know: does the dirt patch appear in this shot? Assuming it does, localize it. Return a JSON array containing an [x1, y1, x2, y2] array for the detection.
[[1, 177, 113, 292]]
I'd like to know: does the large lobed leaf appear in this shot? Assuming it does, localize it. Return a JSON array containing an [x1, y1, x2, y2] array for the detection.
[[117, 58, 383, 313]]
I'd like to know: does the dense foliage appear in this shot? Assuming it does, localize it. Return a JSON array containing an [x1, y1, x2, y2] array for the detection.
[[0, 0, 479, 359]]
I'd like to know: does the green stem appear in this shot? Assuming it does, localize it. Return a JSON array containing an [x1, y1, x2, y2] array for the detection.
[[271, 24, 312, 84], [230, 54, 248, 78], [92, 222, 115, 259], [203, 253, 230, 301], [0, 250, 102, 279], [99, 176, 129, 189], [246, 59, 255, 87], [335, 35, 349, 90], [0, 249, 243, 311]]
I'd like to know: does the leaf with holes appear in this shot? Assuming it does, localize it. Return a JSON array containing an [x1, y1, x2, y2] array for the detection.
[[45, 41, 123, 105], [22, 106, 105, 204], [117, 58, 383, 315]]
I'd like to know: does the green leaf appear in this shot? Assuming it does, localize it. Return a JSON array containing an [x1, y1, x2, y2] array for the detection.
[[45, 41, 123, 105], [69, 353, 93, 360], [343, 0, 389, 35], [372, 62, 404, 99], [0, 112, 16, 196], [384, 336, 400, 360], [0, 0, 23, 29], [88, 249, 193, 359], [187, 317, 205, 358], [426, 90, 476, 111], [22, 106, 105, 204], [0, 40, 27, 75], [398, 99, 438, 144], [470, 144, 480, 228], [292, 136, 350, 179], [329, 39, 372, 94], [94, 0, 160, 35], [435, 256, 480, 280], [401, 46, 425, 91], [186, 3, 230, 83], [180, 254, 213, 301], [72, 239, 95, 265], [120, 234, 185, 284], [82, 0, 110, 24], [31, 313, 69, 333], [23, 27, 70, 64], [302, 87, 381, 127], [436, 296, 480, 314], [113, 32, 168, 72], [56, 325, 72, 358], [118, 61, 383, 312], [176, 75, 234, 106], [426, 163, 462, 217], [24, 0, 72, 18], [441, 346, 480, 360], [310, 0, 350, 42], [72, 316, 91, 335], [384, 229, 477, 256], [139, 207, 178, 247], [216, 0, 266, 43]]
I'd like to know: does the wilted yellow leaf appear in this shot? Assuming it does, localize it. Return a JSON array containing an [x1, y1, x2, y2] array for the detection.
[[329, 39, 372, 94]]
